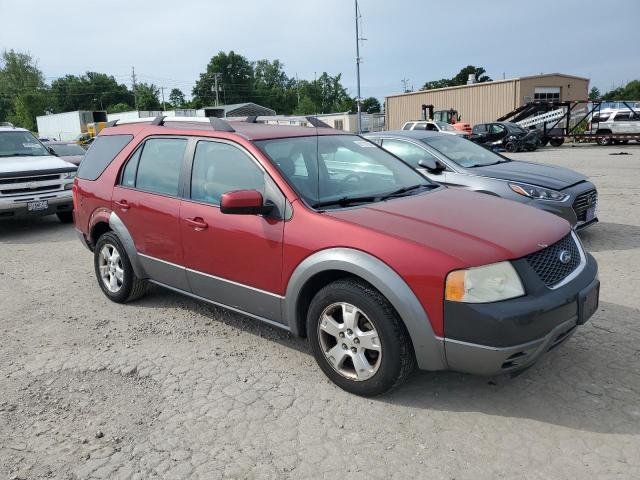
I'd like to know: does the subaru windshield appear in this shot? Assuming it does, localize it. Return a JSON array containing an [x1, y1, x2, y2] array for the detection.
[[0, 131, 50, 158], [255, 135, 436, 209]]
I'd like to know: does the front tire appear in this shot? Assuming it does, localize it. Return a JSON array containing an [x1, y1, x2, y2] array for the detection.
[[94, 231, 147, 303], [549, 137, 565, 147], [307, 278, 415, 396]]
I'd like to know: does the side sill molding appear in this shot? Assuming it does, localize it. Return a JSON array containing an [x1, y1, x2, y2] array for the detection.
[[148, 280, 291, 332]]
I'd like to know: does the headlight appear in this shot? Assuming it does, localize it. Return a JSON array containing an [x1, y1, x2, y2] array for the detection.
[[63, 171, 76, 180], [445, 261, 525, 303], [509, 182, 568, 201]]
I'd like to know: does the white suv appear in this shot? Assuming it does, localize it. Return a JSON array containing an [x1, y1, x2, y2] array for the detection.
[[589, 108, 640, 145], [401, 120, 467, 136], [0, 125, 76, 222]]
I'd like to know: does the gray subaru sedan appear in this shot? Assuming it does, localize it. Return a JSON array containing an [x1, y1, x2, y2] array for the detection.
[[364, 130, 598, 230]]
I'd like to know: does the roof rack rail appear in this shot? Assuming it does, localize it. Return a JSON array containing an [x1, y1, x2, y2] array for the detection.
[[151, 115, 166, 126], [209, 117, 235, 132], [305, 116, 332, 128]]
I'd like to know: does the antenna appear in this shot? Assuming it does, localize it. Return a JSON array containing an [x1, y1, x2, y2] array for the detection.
[[355, 0, 367, 134]]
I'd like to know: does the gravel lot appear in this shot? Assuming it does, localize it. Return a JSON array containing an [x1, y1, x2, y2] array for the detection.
[[1, 144, 639, 479]]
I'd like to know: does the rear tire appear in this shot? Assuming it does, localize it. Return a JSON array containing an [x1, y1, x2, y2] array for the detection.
[[57, 211, 74, 223], [94, 231, 147, 303], [307, 278, 415, 396], [596, 131, 612, 146], [549, 138, 565, 147]]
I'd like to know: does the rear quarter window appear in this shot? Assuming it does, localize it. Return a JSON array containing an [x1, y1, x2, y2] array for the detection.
[[76, 134, 133, 180]]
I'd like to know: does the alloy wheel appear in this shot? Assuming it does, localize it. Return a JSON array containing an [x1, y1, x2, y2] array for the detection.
[[98, 244, 124, 293], [317, 302, 382, 381]]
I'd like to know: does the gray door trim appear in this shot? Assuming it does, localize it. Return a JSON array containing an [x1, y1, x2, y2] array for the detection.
[[148, 279, 291, 332], [283, 247, 447, 371], [186, 268, 284, 324]]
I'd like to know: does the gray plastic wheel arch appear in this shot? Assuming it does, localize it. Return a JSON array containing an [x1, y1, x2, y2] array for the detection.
[[284, 248, 447, 371], [108, 212, 147, 279]]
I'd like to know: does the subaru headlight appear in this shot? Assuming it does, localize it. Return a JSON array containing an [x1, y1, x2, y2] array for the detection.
[[509, 182, 568, 201], [63, 171, 76, 180], [445, 261, 525, 303]]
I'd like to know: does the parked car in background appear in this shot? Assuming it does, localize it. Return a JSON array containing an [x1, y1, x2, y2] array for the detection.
[[0, 125, 76, 222], [588, 108, 640, 145], [471, 121, 540, 152], [45, 141, 87, 165], [74, 117, 599, 396], [402, 120, 468, 137], [365, 130, 598, 230]]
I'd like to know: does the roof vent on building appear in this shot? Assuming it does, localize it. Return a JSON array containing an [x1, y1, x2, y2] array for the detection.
[[467, 74, 476, 85]]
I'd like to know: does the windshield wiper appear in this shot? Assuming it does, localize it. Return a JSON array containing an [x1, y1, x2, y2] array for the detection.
[[378, 183, 435, 201], [312, 195, 378, 209]]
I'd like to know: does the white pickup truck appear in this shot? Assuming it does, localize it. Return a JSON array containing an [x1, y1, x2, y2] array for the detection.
[[0, 124, 77, 222]]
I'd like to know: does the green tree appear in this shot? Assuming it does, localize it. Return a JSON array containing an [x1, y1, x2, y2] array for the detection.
[[50, 72, 133, 112], [253, 59, 296, 113], [0, 49, 47, 127], [293, 96, 318, 115], [168, 88, 186, 108], [421, 65, 492, 91], [108, 102, 133, 113], [589, 86, 601, 100], [603, 80, 640, 100], [361, 97, 381, 113], [192, 51, 254, 107], [134, 83, 162, 110], [8, 91, 48, 131]]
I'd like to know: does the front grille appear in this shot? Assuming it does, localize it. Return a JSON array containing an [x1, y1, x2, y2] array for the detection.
[[0, 174, 60, 185], [1, 184, 62, 195], [526, 233, 581, 287], [572, 189, 597, 222]]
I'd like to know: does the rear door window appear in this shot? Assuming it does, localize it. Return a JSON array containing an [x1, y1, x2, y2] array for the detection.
[[134, 138, 187, 196], [76, 134, 133, 180]]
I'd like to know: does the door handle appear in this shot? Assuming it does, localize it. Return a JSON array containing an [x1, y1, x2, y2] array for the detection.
[[114, 199, 129, 211], [185, 217, 208, 230]]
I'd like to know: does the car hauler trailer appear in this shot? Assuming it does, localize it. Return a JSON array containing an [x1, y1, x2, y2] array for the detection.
[[498, 100, 640, 146]]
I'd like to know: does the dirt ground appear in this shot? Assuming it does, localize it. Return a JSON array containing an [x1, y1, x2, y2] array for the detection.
[[1, 143, 639, 479]]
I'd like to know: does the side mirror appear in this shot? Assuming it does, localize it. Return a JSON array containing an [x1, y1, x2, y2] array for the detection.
[[220, 190, 272, 215], [418, 158, 446, 174], [47, 146, 57, 156]]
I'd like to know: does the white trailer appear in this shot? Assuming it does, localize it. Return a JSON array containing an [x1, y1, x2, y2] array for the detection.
[[36, 111, 107, 142]]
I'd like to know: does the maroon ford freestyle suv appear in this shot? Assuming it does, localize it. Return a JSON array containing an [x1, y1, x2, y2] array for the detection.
[[73, 117, 599, 396]]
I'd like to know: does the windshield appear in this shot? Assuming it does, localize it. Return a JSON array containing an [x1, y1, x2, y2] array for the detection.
[[503, 122, 527, 134], [0, 131, 50, 157], [436, 121, 456, 132], [50, 143, 86, 156], [422, 135, 508, 168], [255, 135, 434, 208]]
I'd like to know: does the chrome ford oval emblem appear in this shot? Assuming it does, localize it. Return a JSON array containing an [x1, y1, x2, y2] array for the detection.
[[559, 250, 572, 264]]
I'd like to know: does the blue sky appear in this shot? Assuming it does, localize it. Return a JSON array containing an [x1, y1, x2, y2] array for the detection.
[[1, 0, 638, 101]]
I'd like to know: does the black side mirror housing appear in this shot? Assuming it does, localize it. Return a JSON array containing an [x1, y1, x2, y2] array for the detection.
[[418, 159, 446, 174], [47, 146, 57, 156]]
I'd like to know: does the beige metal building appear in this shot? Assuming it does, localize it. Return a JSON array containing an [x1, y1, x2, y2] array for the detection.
[[385, 73, 589, 130]]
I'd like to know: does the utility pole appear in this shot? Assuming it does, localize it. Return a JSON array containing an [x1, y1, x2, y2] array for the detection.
[[296, 73, 300, 106], [401, 78, 410, 93], [160, 86, 166, 111], [355, 0, 363, 134], [211, 73, 222, 106], [131, 66, 138, 111]]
